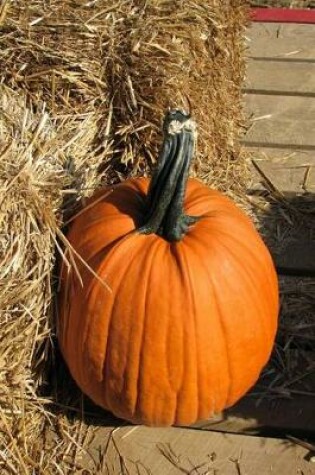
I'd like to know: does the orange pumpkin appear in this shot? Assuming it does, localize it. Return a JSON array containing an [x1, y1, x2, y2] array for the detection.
[[58, 110, 278, 426]]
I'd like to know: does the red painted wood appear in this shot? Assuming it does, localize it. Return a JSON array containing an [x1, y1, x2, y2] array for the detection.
[[251, 8, 315, 24]]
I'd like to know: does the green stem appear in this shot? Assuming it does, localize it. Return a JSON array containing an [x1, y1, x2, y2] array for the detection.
[[138, 109, 200, 241]]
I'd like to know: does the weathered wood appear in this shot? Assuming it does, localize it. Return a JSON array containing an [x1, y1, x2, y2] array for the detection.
[[276, 241, 315, 276], [307, 166, 315, 191], [247, 148, 315, 194], [246, 149, 315, 276], [83, 425, 314, 474], [245, 60, 315, 95], [243, 95, 315, 148], [247, 23, 315, 60], [193, 392, 315, 438]]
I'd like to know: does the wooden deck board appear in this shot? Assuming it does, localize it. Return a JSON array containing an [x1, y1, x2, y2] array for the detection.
[[244, 94, 315, 148], [245, 19, 315, 274], [245, 149, 315, 275], [247, 148, 315, 194], [248, 23, 315, 60], [193, 388, 315, 438], [83, 426, 314, 474], [238, 20, 315, 438], [246, 60, 315, 94]]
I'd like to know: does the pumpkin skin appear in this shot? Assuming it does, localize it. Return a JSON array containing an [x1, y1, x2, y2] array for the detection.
[[58, 177, 279, 427]]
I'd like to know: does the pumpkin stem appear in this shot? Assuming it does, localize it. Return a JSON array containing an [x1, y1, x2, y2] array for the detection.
[[138, 109, 200, 241]]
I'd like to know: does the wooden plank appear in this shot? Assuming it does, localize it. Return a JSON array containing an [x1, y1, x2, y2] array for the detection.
[[246, 148, 315, 276], [243, 95, 315, 148], [245, 60, 315, 95], [251, 7, 315, 24], [83, 425, 314, 474], [248, 22, 315, 43], [247, 148, 315, 194], [194, 393, 315, 437], [247, 23, 315, 60], [307, 166, 315, 191], [276, 240, 315, 276]]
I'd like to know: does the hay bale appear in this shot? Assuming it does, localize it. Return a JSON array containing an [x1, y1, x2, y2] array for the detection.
[[0, 1, 249, 472], [0, 83, 112, 472], [0, 0, 249, 188]]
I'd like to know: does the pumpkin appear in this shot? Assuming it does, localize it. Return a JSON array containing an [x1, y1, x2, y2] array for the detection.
[[58, 110, 279, 427]]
